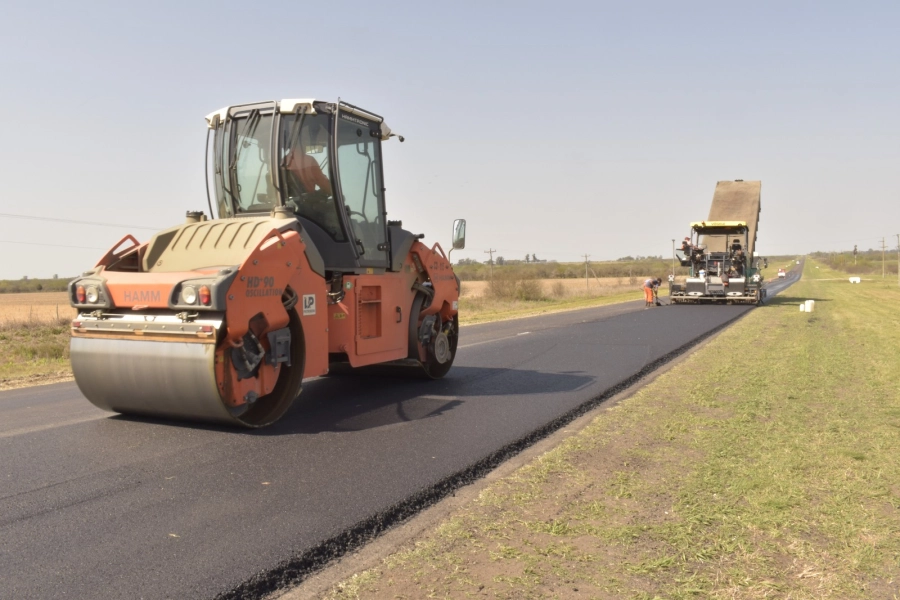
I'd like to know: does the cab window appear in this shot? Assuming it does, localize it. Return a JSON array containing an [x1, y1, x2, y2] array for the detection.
[[231, 113, 277, 213], [336, 116, 386, 261], [279, 114, 345, 241]]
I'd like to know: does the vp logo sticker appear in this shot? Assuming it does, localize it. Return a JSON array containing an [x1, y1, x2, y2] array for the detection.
[[302, 294, 316, 316]]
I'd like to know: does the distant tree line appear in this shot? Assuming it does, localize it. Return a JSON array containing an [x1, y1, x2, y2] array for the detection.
[[616, 255, 664, 261], [460, 253, 550, 267], [0, 277, 70, 294]]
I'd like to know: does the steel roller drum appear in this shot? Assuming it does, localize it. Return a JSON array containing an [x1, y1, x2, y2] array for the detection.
[[70, 337, 238, 425]]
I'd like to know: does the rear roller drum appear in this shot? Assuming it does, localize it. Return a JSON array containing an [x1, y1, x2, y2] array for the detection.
[[225, 309, 306, 427]]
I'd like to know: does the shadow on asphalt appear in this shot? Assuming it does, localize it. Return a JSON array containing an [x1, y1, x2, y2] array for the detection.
[[262, 366, 595, 435], [110, 367, 595, 436]]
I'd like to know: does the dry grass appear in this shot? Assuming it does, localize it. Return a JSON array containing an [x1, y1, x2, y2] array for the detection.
[[0, 316, 73, 387], [459, 292, 638, 326], [460, 277, 678, 299], [0, 292, 75, 387]]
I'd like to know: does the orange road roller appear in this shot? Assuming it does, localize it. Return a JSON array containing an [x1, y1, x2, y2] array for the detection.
[[68, 99, 465, 427]]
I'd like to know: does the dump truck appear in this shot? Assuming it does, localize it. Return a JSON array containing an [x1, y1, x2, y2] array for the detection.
[[669, 180, 766, 305], [68, 99, 464, 427]]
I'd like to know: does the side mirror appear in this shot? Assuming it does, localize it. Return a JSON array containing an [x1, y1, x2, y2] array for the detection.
[[451, 219, 466, 250]]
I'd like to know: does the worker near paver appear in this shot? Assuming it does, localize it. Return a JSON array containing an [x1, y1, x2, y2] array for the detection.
[[643, 277, 662, 308], [642, 277, 655, 308]]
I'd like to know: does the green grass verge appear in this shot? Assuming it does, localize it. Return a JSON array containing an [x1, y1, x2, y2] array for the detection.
[[0, 318, 72, 385], [326, 258, 900, 599]]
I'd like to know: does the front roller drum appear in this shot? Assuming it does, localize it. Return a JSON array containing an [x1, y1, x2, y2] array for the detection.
[[71, 312, 305, 428]]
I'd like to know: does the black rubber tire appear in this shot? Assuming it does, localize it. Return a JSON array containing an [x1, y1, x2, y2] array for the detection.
[[407, 293, 426, 359], [421, 314, 458, 379], [234, 309, 306, 428], [408, 292, 457, 380]]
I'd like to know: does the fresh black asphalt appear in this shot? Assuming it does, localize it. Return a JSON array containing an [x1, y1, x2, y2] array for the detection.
[[0, 268, 800, 599]]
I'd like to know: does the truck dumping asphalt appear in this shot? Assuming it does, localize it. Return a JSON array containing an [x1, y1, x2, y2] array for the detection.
[[702, 180, 761, 256]]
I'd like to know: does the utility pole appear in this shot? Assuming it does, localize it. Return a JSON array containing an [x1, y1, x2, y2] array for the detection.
[[484, 249, 496, 282], [881, 238, 887, 279], [582, 254, 590, 294], [671, 239, 675, 279]]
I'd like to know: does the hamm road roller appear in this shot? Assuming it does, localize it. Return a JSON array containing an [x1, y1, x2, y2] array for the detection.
[[68, 99, 465, 427]]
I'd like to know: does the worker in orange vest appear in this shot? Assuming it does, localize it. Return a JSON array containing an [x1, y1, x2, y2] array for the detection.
[[642, 277, 657, 308]]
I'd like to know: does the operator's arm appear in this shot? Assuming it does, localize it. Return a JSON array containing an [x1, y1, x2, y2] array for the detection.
[[286, 151, 333, 196], [311, 162, 333, 196]]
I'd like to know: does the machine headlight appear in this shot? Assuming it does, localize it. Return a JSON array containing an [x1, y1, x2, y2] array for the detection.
[[85, 286, 100, 303], [180, 285, 198, 305]]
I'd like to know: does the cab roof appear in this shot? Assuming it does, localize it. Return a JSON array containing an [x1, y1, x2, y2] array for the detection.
[[204, 98, 396, 140]]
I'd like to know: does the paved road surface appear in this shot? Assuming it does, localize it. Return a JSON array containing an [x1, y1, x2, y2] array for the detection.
[[0, 268, 800, 599]]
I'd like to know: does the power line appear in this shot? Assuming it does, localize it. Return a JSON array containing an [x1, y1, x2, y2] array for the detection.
[[0, 239, 107, 250], [0, 212, 162, 231]]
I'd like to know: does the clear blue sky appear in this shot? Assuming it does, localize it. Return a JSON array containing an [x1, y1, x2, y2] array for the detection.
[[1, 0, 898, 279]]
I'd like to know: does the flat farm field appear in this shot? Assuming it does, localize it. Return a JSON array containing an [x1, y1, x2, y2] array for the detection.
[[0, 292, 75, 324]]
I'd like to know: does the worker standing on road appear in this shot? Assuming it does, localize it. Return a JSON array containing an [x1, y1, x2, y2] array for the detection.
[[642, 277, 655, 308]]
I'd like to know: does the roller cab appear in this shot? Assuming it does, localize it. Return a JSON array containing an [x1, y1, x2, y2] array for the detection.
[[70, 99, 463, 427]]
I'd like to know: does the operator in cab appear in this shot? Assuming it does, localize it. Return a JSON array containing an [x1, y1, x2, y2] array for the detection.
[[280, 118, 344, 239], [730, 239, 745, 276], [284, 123, 332, 197]]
